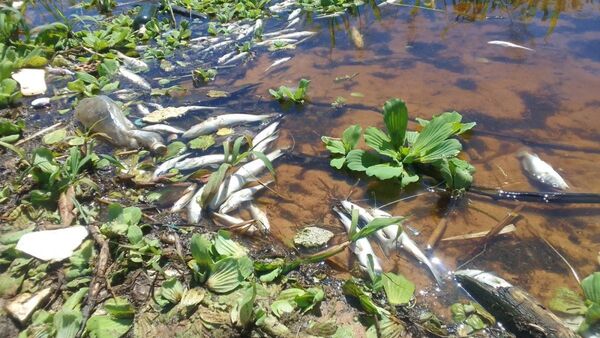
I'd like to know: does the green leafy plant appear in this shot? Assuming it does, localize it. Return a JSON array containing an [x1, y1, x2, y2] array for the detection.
[[549, 271, 600, 333], [322, 98, 475, 191], [451, 301, 496, 335], [269, 79, 310, 104], [84, 0, 117, 13], [192, 67, 217, 85], [173, 0, 270, 22], [67, 59, 120, 96]]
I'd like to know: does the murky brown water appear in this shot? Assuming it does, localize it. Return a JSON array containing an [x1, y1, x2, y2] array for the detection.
[[227, 0, 600, 314], [26, 0, 600, 319]]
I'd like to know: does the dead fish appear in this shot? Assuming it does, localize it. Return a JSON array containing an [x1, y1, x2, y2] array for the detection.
[[31, 97, 51, 108], [219, 181, 272, 214], [136, 103, 150, 115], [45, 66, 74, 76], [212, 212, 258, 234], [174, 154, 227, 171], [209, 149, 284, 209], [223, 52, 249, 65], [487, 40, 534, 52], [153, 153, 189, 179], [183, 113, 276, 139], [142, 124, 184, 135], [218, 51, 236, 64], [288, 8, 301, 21], [517, 151, 569, 190], [265, 57, 291, 72], [118, 66, 151, 91], [202, 39, 234, 53], [269, 0, 296, 13], [334, 207, 383, 273], [369, 207, 442, 284], [455, 269, 578, 338], [262, 28, 296, 38], [187, 185, 205, 223], [115, 51, 149, 72], [266, 31, 316, 41], [286, 17, 300, 28], [146, 102, 164, 110], [247, 202, 270, 232], [340, 201, 391, 253], [171, 183, 198, 212], [349, 26, 364, 49], [252, 121, 280, 153]]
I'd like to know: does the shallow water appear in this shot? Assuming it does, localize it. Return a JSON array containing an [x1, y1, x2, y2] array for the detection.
[[26, 0, 600, 320]]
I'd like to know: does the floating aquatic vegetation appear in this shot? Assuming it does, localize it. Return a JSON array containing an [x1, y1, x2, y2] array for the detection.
[[269, 78, 310, 104], [322, 99, 476, 191], [549, 272, 600, 334]]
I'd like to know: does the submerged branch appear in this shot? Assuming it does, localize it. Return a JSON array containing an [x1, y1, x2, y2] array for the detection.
[[469, 186, 600, 204]]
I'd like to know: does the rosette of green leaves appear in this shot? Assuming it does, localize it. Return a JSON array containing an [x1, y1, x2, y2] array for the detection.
[[322, 98, 475, 191]]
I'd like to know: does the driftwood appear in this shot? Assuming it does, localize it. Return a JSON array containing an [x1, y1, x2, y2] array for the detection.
[[456, 272, 578, 338]]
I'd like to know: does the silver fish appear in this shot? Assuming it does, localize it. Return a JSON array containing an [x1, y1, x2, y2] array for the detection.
[[253, 121, 280, 148], [369, 207, 442, 284], [209, 149, 284, 209], [269, 0, 295, 12], [247, 202, 270, 232], [171, 183, 198, 212], [262, 28, 296, 38], [349, 26, 364, 49], [202, 39, 233, 53], [487, 40, 534, 52], [153, 153, 189, 179], [146, 102, 164, 110], [183, 113, 276, 139], [118, 67, 151, 91], [187, 185, 205, 223], [334, 207, 382, 273], [142, 124, 184, 135], [265, 31, 316, 41], [219, 181, 272, 214], [174, 154, 227, 172], [288, 8, 301, 21], [265, 57, 291, 71], [286, 17, 300, 28], [115, 51, 149, 72], [136, 103, 150, 115], [212, 212, 258, 234], [218, 51, 236, 64], [31, 97, 51, 108], [45, 66, 74, 76], [223, 52, 249, 65], [518, 151, 569, 190], [341, 201, 393, 253]]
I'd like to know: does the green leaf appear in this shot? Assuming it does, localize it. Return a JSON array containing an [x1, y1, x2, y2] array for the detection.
[[189, 135, 215, 150], [351, 217, 403, 242], [231, 283, 256, 327], [321, 137, 345, 155], [345, 149, 380, 172], [330, 157, 345, 169], [382, 99, 408, 150], [418, 139, 462, 163], [190, 234, 213, 279], [250, 150, 276, 177], [126, 224, 143, 244], [160, 278, 185, 304], [465, 314, 487, 330], [104, 297, 135, 319], [54, 309, 82, 338], [200, 163, 231, 205], [365, 163, 405, 180], [206, 258, 242, 294], [382, 272, 415, 305], [549, 287, 587, 315], [271, 299, 295, 318], [451, 303, 467, 322], [85, 315, 132, 338], [0, 118, 23, 136], [214, 230, 247, 258], [341, 125, 361, 152], [408, 115, 456, 160], [582, 272, 600, 304], [364, 127, 397, 158]]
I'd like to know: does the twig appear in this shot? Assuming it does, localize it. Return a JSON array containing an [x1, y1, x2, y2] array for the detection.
[[15, 122, 62, 146], [79, 224, 110, 337], [426, 198, 458, 250], [441, 224, 516, 242]]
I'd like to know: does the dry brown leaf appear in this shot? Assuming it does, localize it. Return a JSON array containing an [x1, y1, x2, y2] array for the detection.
[[58, 186, 76, 226]]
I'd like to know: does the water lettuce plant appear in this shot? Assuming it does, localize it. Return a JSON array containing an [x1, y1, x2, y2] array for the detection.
[[269, 78, 310, 104], [322, 99, 475, 191], [549, 271, 600, 333]]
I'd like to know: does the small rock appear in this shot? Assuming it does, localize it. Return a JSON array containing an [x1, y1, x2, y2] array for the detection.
[[294, 226, 334, 249], [5, 287, 52, 324], [11, 69, 47, 96]]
